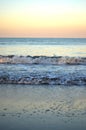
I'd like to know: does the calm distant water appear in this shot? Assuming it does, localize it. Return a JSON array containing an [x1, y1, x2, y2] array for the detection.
[[0, 38, 86, 56], [0, 38, 86, 45]]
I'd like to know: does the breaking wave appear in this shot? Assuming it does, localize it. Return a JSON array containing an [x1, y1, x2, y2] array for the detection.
[[0, 55, 86, 65], [0, 55, 86, 85]]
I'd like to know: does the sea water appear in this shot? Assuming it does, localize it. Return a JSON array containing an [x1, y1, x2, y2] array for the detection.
[[0, 38, 86, 56], [0, 38, 86, 85]]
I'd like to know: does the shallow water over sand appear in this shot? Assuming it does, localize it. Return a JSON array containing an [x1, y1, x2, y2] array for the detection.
[[0, 84, 86, 130]]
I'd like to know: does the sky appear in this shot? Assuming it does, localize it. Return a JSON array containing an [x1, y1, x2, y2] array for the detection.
[[0, 0, 86, 38]]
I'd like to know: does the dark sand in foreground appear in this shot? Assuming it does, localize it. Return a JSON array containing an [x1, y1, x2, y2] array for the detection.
[[0, 84, 86, 130]]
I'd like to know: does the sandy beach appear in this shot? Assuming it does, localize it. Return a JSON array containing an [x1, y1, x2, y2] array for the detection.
[[0, 84, 86, 130]]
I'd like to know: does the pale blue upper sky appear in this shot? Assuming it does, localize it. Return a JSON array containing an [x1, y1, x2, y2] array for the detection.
[[0, 0, 86, 13]]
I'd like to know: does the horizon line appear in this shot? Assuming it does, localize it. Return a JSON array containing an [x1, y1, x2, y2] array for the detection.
[[0, 37, 86, 39]]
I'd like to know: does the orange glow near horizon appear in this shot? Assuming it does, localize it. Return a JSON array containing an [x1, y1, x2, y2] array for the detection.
[[0, 0, 86, 38]]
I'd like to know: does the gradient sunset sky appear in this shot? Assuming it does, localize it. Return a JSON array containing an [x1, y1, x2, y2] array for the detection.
[[0, 0, 86, 38]]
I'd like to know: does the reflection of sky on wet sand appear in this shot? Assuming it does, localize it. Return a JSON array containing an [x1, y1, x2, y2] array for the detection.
[[0, 45, 86, 57], [0, 84, 86, 130]]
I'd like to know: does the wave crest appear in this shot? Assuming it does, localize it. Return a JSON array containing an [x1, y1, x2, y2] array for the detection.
[[0, 55, 86, 65]]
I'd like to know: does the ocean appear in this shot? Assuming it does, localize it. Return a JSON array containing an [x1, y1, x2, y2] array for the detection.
[[0, 38, 86, 56], [0, 38, 86, 130], [0, 38, 86, 85]]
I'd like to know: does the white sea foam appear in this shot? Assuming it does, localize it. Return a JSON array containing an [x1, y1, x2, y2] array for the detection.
[[0, 55, 86, 65], [0, 55, 86, 85], [0, 72, 86, 85]]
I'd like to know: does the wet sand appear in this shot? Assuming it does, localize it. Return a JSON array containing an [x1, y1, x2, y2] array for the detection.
[[0, 84, 86, 130]]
